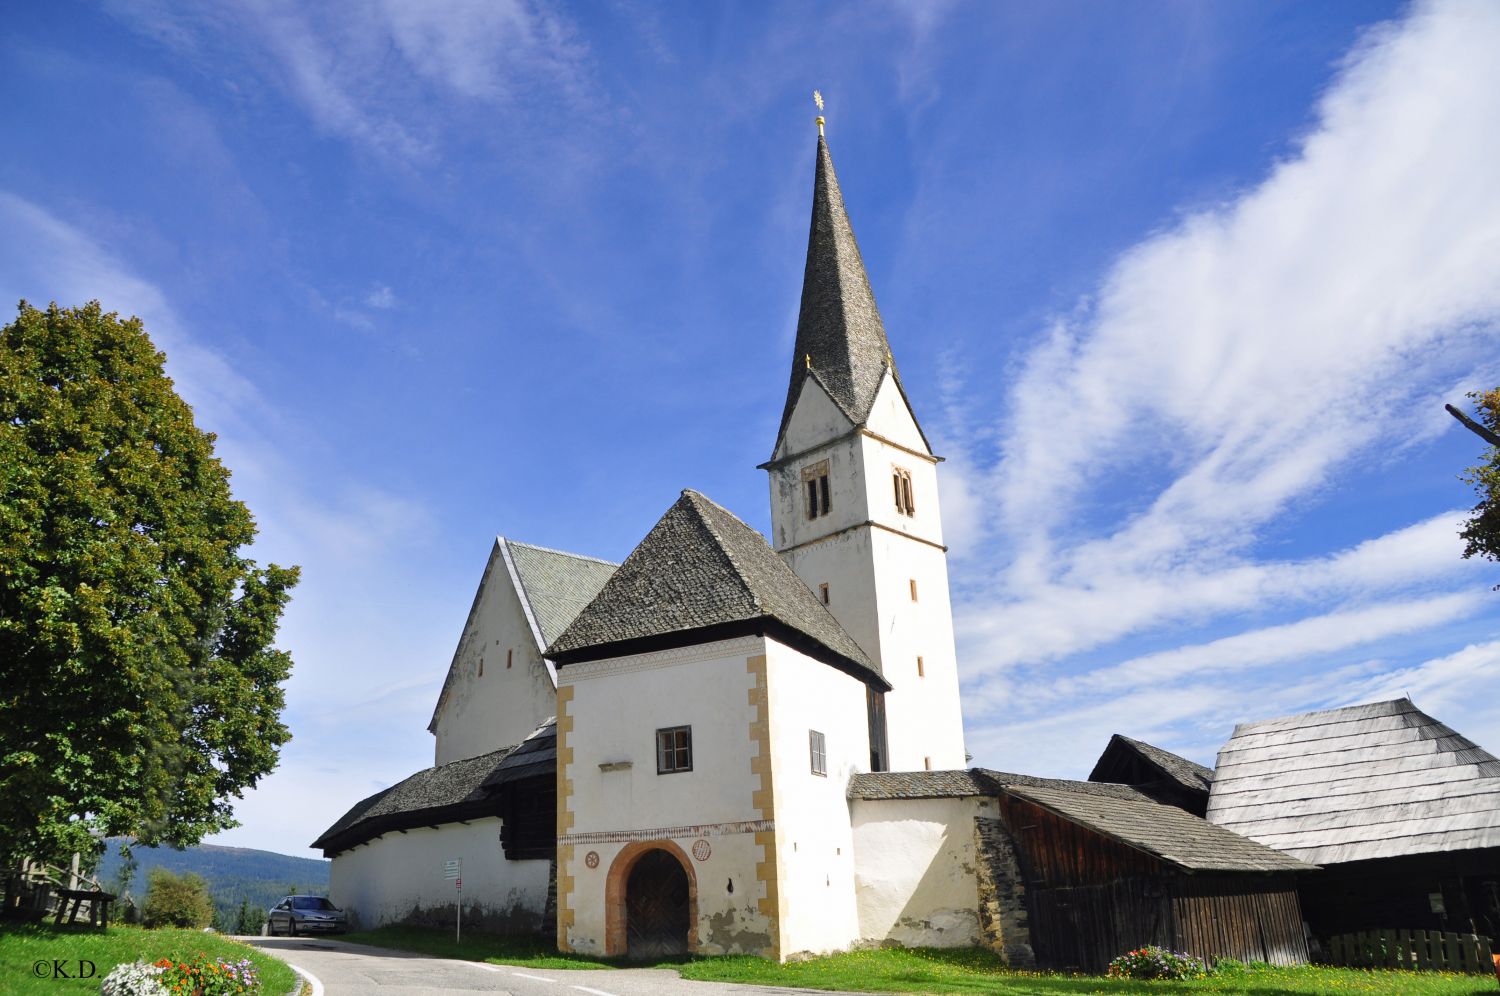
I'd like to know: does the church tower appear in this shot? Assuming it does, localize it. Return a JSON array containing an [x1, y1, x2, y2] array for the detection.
[[762, 129, 966, 773]]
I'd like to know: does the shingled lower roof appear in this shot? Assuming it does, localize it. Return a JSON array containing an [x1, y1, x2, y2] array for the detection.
[[774, 135, 928, 455], [848, 770, 991, 800], [1090, 734, 1215, 793], [548, 490, 884, 688], [1207, 698, 1500, 864], [1005, 782, 1313, 874], [312, 743, 517, 855]]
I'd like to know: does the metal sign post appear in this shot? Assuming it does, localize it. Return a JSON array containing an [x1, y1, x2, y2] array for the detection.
[[443, 859, 462, 944]]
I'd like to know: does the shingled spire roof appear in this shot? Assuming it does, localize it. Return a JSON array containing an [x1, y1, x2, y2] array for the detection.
[[776, 135, 920, 451], [548, 490, 885, 689]]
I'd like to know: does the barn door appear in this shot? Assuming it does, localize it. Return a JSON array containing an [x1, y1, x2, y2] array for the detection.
[[625, 849, 689, 959]]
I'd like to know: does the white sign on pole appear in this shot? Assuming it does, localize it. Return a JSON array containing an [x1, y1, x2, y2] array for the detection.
[[443, 859, 461, 880]]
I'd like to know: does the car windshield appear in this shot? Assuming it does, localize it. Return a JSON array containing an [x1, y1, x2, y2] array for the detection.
[[291, 897, 336, 911]]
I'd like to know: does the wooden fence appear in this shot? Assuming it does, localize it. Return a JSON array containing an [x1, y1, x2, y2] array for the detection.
[[1325, 929, 1496, 974]]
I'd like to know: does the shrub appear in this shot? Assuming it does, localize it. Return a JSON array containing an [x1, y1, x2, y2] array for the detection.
[[1106, 945, 1208, 980], [100, 960, 168, 996], [141, 868, 214, 929]]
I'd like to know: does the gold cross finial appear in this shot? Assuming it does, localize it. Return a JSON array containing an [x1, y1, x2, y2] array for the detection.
[[813, 90, 825, 137]]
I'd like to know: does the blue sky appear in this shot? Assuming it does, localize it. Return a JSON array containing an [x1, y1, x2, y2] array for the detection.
[[4, 0, 1499, 857]]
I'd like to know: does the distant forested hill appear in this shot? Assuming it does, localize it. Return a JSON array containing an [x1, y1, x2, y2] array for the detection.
[[98, 839, 330, 929]]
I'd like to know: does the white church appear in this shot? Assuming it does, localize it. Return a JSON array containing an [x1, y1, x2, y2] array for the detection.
[[314, 124, 1311, 965]]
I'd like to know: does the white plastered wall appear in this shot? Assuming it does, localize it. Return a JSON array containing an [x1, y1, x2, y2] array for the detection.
[[432, 541, 557, 766], [329, 817, 550, 931], [851, 795, 986, 947], [763, 638, 868, 957], [558, 637, 774, 957]]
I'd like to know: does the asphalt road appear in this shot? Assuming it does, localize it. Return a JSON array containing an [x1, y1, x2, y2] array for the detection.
[[243, 936, 860, 996]]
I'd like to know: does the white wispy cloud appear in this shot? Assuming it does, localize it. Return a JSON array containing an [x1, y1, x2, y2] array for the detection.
[[365, 284, 397, 310], [955, 0, 1500, 774], [106, 0, 598, 162]]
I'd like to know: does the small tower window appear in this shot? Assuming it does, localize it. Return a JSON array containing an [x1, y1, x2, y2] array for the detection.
[[819, 583, 830, 605], [809, 730, 827, 776], [910, 578, 919, 602], [893, 467, 915, 516], [802, 460, 831, 519], [478, 658, 484, 677], [506, 648, 513, 669], [916, 655, 925, 678], [656, 726, 693, 774]]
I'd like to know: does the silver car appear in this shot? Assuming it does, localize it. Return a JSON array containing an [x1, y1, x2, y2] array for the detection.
[[266, 895, 347, 936]]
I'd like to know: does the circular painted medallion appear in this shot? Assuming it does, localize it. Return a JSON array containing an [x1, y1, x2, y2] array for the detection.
[[584, 850, 600, 869], [691, 839, 711, 862]]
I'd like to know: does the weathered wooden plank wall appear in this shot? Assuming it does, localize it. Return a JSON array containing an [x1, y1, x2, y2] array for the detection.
[[997, 797, 1308, 972]]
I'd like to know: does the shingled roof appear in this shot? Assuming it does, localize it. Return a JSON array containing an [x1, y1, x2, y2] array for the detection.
[[1005, 781, 1313, 874], [548, 490, 885, 689], [1206, 698, 1500, 865], [507, 541, 617, 647], [312, 743, 518, 856], [428, 538, 616, 732], [1090, 734, 1215, 794], [848, 770, 991, 800], [774, 135, 928, 455]]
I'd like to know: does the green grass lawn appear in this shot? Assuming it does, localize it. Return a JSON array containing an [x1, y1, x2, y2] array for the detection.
[[0, 921, 301, 995], [336, 926, 1497, 994]]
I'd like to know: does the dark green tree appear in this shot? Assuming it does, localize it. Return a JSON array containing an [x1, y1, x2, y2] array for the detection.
[[0, 301, 299, 867], [1454, 389, 1500, 580]]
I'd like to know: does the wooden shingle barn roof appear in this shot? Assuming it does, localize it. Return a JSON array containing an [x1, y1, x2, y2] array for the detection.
[[1206, 698, 1500, 865]]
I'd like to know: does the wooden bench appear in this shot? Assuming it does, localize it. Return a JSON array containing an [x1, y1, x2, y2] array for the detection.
[[52, 888, 116, 929]]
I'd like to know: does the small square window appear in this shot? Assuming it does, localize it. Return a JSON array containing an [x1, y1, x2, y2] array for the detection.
[[893, 467, 915, 516], [809, 730, 827, 776], [656, 726, 693, 774]]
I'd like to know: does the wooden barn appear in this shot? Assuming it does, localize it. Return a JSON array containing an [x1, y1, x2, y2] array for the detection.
[[979, 771, 1313, 973], [1208, 698, 1500, 944]]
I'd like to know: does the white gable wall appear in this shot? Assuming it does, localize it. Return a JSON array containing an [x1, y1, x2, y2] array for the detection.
[[774, 375, 853, 463], [862, 373, 929, 453], [432, 542, 557, 766], [330, 818, 550, 932], [851, 796, 985, 947]]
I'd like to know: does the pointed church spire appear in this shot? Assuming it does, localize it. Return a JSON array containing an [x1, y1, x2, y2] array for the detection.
[[775, 130, 902, 447]]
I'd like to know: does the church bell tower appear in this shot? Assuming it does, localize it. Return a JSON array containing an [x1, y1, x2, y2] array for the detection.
[[761, 124, 966, 773]]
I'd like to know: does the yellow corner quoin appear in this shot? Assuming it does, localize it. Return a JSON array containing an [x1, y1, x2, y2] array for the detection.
[[555, 683, 577, 951], [746, 654, 780, 959]]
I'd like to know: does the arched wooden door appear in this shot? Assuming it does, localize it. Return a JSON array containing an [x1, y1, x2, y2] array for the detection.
[[625, 848, 690, 959]]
